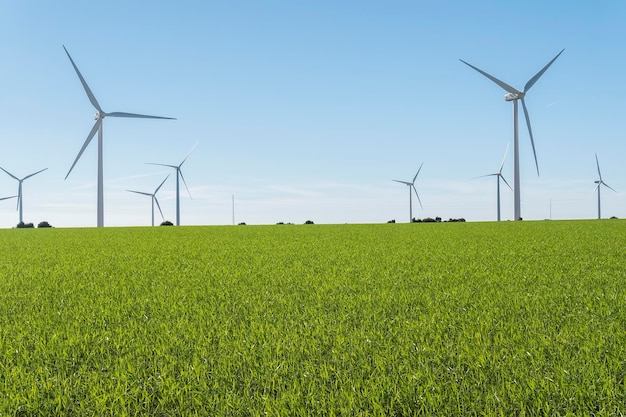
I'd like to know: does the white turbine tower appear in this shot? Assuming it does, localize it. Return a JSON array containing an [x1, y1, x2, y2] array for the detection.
[[593, 154, 616, 220], [0, 166, 47, 224], [127, 175, 170, 226], [393, 163, 423, 223], [460, 49, 564, 220], [63, 46, 176, 228], [474, 144, 512, 222], [147, 143, 196, 226]]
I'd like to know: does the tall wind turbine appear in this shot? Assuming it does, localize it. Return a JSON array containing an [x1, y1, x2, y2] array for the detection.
[[460, 49, 564, 220], [63, 46, 176, 227], [127, 174, 170, 226], [0, 166, 47, 224], [593, 154, 616, 219], [147, 143, 196, 226], [393, 163, 423, 223], [474, 144, 512, 221]]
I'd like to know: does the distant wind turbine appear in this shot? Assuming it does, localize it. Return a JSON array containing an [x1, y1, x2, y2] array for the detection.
[[393, 163, 423, 223], [593, 154, 616, 219], [0, 166, 47, 224], [63, 45, 176, 228], [147, 143, 196, 226], [474, 144, 512, 221], [127, 174, 170, 226], [460, 49, 564, 220]]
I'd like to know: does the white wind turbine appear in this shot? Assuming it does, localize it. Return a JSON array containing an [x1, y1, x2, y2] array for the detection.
[[393, 163, 423, 223], [63, 46, 176, 228], [593, 154, 616, 220], [147, 143, 196, 226], [0, 166, 47, 224], [460, 49, 564, 220], [474, 144, 512, 222], [127, 174, 170, 226]]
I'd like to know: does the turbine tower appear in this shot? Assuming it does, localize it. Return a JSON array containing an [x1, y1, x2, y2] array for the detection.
[[474, 144, 512, 221], [393, 163, 423, 223], [147, 143, 196, 226], [593, 154, 616, 219], [460, 49, 564, 220], [63, 46, 176, 227], [127, 174, 170, 226], [0, 166, 47, 224]]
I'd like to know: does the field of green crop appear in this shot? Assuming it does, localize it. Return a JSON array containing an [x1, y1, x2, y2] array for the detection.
[[0, 220, 624, 416]]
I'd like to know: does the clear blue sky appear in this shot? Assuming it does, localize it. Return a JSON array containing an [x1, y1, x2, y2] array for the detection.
[[1, 1, 625, 227]]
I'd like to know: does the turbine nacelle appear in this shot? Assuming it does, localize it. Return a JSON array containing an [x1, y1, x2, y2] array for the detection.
[[504, 92, 524, 101], [94, 111, 105, 120]]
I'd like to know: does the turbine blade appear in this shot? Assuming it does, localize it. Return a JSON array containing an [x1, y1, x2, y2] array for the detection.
[[471, 173, 498, 180], [499, 143, 510, 173], [178, 169, 192, 199], [593, 182, 601, 194], [595, 154, 602, 180], [413, 162, 424, 183], [602, 181, 617, 193], [179, 142, 198, 167], [127, 190, 152, 197], [412, 184, 423, 209], [146, 162, 177, 169], [393, 180, 411, 185], [22, 168, 48, 181], [0, 166, 19, 181], [154, 197, 165, 220], [521, 98, 539, 176], [500, 174, 513, 191], [155, 174, 170, 193], [523, 49, 565, 93], [459, 59, 520, 95], [0, 195, 16, 201], [107, 112, 176, 120], [65, 119, 100, 180], [63, 46, 103, 112]]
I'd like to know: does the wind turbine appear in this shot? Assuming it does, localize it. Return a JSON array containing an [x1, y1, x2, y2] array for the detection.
[[0, 166, 47, 224], [474, 144, 512, 221], [63, 45, 176, 227], [393, 163, 423, 223], [593, 154, 616, 219], [127, 174, 170, 226], [460, 49, 564, 220], [147, 143, 196, 226]]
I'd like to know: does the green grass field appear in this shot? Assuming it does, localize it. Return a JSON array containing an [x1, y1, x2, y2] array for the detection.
[[0, 220, 624, 416]]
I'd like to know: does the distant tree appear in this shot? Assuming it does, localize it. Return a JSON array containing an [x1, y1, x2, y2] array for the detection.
[[16, 222, 34, 228], [610, 216, 618, 219], [238, 222, 247, 225], [422, 217, 435, 223], [304, 220, 314, 225], [37, 221, 52, 228], [387, 219, 396, 223], [435, 217, 442, 222], [160, 220, 174, 226], [447, 218, 466, 223]]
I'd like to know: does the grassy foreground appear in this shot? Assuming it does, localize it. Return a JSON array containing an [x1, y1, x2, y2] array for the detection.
[[0, 220, 624, 416]]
